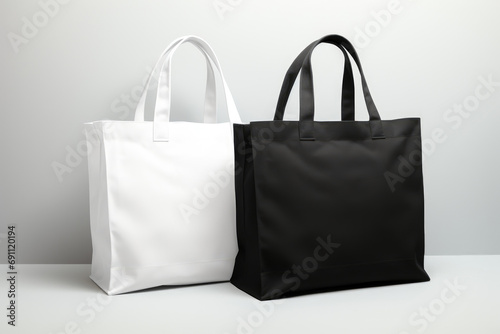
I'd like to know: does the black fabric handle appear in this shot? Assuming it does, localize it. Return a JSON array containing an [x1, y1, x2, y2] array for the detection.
[[274, 35, 383, 123], [273, 40, 355, 121], [274, 35, 385, 140], [299, 35, 381, 122]]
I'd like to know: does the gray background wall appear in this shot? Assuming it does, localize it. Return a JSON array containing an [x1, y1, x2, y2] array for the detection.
[[0, 0, 499, 263]]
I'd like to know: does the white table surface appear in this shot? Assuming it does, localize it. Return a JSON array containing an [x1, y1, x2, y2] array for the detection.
[[1, 256, 499, 334]]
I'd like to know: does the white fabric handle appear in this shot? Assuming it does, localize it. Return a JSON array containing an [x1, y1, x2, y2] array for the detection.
[[134, 36, 242, 142], [154, 36, 241, 141], [134, 37, 217, 123]]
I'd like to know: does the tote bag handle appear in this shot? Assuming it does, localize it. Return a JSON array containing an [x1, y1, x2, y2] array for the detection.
[[134, 37, 216, 124], [135, 36, 241, 141], [274, 40, 355, 121], [274, 35, 385, 140]]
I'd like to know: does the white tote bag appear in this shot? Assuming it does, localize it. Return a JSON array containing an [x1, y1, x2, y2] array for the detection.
[[84, 36, 242, 295]]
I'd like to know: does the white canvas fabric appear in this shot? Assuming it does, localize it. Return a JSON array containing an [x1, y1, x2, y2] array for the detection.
[[84, 36, 241, 295]]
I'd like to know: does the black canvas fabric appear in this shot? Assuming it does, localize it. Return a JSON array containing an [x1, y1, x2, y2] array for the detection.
[[231, 35, 430, 300]]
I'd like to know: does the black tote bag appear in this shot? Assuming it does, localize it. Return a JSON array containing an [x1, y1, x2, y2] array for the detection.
[[231, 35, 430, 300]]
